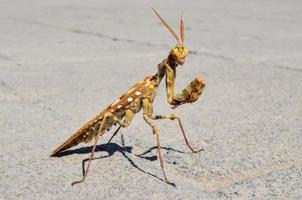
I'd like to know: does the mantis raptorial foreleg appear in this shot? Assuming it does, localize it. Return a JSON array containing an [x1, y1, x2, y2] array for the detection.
[[165, 64, 206, 108], [71, 110, 135, 186]]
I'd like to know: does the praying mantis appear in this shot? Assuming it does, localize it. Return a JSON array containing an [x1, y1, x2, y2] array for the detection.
[[51, 8, 206, 186]]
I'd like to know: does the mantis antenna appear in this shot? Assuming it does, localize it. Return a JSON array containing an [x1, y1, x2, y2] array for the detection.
[[151, 8, 180, 44], [180, 14, 185, 47]]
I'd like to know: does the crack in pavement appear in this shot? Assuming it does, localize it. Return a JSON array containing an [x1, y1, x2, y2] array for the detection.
[[190, 50, 236, 62], [265, 63, 302, 72], [230, 15, 302, 24], [3, 16, 167, 47], [4, 16, 300, 72], [3, 16, 238, 62], [68, 28, 159, 47]]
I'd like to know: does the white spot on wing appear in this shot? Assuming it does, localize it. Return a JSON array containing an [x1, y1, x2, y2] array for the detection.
[[135, 91, 141, 96], [128, 87, 135, 93], [117, 105, 122, 109], [127, 97, 133, 102]]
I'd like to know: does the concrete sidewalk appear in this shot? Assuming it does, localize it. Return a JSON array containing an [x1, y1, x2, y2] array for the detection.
[[0, 0, 301, 199]]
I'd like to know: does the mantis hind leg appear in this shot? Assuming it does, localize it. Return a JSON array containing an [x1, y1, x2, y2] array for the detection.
[[71, 109, 135, 186], [105, 125, 122, 146]]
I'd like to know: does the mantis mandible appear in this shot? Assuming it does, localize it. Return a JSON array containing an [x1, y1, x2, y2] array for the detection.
[[51, 8, 206, 187]]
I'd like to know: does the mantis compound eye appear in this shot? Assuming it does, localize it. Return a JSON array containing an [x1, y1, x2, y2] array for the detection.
[[182, 47, 189, 57]]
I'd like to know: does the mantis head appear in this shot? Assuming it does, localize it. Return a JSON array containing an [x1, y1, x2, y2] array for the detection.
[[152, 8, 189, 66]]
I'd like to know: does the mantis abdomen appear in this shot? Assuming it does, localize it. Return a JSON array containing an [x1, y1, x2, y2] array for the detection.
[[52, 113, 117, 155]]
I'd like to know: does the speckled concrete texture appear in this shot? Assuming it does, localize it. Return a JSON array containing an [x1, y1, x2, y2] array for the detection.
[[0, 0, 301, 199]]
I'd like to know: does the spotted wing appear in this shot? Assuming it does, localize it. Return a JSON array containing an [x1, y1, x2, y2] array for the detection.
[[51, 77, 151, 156], [107, 77, 151, 114]]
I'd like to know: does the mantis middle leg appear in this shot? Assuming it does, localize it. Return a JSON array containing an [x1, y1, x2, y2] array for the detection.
[[142, 98, 203, 186], [142, 98, 176, 186], [150, 113, 203, 153]]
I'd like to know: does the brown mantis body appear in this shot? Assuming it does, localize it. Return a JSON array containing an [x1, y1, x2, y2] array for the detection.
[[51, 9, 206, 186]]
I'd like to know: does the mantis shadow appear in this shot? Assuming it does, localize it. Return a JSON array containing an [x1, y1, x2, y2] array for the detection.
[[53, 134, 184, 184]]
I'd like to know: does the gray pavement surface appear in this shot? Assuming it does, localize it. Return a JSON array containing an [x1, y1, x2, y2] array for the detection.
[[1, 0, 302, 199]]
